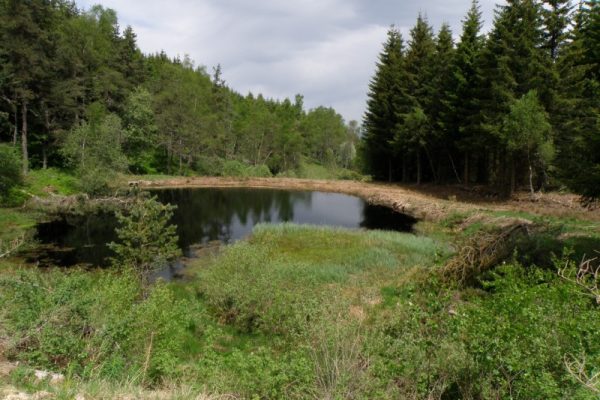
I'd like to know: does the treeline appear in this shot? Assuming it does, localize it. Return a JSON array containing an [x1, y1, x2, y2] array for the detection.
[[0, 1, 358, 192], [363, 0, 599, 198]]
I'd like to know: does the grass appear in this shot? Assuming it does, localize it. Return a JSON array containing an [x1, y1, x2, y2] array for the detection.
[[25, 168, 79, 197], [0, 207, 36, 242], [195, 224, 448, 335], [277, 162, 368, 181]]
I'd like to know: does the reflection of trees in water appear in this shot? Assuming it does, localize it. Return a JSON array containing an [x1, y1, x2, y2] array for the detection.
[[360, 204, 417, 232], [34, 213, 119, 266], [154, 188, 313, 248]]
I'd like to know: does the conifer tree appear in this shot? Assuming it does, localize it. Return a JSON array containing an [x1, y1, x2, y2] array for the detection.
[[0, 0, 55, 174], [542, 0, 574, 61], [450, 0, 485, 184], [430, 23, 456, 182], [555, 1, 600, 199], [363, 27, 413, 181], [402, 14, 436, 184]]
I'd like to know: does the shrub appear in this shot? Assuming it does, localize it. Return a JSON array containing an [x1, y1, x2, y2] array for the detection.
[[0, 143, 23, 201], [193, 156, 225, 176], [109, 196, 180, 291], [221, 160, 247, 177], [0, 269, 197, 383]]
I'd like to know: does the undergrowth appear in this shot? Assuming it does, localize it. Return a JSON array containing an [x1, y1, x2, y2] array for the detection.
[[1, 224, 598, 399]]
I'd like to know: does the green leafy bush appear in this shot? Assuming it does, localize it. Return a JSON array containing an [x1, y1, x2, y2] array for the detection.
[[0, 269, 197, 383], [0, 143, 23, 203], [370, 261, 600, 399]]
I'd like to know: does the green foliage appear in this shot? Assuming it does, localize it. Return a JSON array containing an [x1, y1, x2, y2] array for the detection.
[[363, 27, 413, 181], [221, 160, 272, 178], [359, 0, 600, 197], [0, 207, 36, 242], [0, 2, 355, 182], [370, 260, 600, 399], [502, 91, 552, 154], [109, 196, 180, 289], [555, 1, 600, 200], [0, 269, 196, 383], [25, 168, 78, 197], [0, 143, 23, 200], [456, 263, 600, 398], [2, 222, 599, 398], [123, 87, 158, 174], [61, 104, 128, 194], [502, 90, 553, 193]]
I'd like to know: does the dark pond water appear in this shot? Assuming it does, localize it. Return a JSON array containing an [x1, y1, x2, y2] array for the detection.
[[31, 188, 417, 269]]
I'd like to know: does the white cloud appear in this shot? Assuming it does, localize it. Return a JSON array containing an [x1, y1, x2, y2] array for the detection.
[[75, 0, 501, 122]]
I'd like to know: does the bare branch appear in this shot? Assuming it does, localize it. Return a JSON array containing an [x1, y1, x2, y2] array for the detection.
[[564, 354, 600, 393], [559, 252, 600, 305], [0, 235, 25, 259]]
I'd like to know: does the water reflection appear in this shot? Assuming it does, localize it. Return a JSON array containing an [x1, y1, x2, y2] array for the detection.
[[32, 188, 417, 267]]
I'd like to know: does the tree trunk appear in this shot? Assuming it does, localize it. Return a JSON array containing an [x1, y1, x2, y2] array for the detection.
[[21, 101, 29, 175], [424, 145, 437, 183], [527, 151, 534, 197], [178, 139, 183, 175], [388, 158, 392, 183], [463, 152, 469, 186], [510, 157, 516, 196], [43, 106, 51, 170], [13, 105, 18, 146], [448, 151, 461, 184], [167, 132, 173, 175], [417, 149, 422, 185]]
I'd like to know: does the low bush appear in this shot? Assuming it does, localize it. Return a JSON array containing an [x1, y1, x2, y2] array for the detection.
[[371, 259, 600, 399], [0, 269, 199, 383], [0, 143, 23, 204]]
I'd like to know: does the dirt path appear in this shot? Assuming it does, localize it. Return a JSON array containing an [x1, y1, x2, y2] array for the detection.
[[132, 177, 600, 222]]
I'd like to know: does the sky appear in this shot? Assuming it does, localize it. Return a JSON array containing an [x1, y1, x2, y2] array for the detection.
[[76, 0, 501, 123]]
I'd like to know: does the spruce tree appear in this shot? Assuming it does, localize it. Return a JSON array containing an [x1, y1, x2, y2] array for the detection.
[[363, 27, 413, 181], [542, 0, 574, 61], [0, 0, 55, 174], [402, 14, 436, 184], [479, 0, 552, 192], [555, 1, 600, 200], [430, 23, 456, 183], [450, 0, 485, 184]]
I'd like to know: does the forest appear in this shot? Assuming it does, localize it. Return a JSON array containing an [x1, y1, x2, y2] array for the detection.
[[363, 0, 599, 198], [0, 0, 360, 199]]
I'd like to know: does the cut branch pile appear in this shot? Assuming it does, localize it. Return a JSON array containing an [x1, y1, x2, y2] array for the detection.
[[441, 223, 531, 285]]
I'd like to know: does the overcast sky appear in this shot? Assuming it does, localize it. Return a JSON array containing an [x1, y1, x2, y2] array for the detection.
[[76, 0, 502, 123]]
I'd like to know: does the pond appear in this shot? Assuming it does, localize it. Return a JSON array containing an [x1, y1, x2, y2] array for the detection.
[[31, 188, 417, 270]]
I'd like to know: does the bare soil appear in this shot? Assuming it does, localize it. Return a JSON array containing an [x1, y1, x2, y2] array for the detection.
[[132, 177, 600, 221]]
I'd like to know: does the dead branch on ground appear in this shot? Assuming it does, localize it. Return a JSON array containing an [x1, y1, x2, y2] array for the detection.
[[559, 252, 600, 305], [0, 235, 24, 259], [564, 354, 600, 394]]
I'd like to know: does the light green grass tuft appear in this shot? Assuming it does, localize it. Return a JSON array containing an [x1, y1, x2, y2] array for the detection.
[[25, 168, 79, 196]]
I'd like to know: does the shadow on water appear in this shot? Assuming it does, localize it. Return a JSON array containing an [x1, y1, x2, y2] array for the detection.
[[29, 188, 418, 270]]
